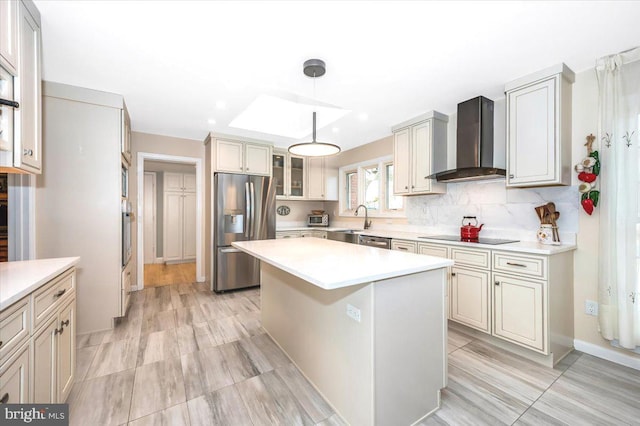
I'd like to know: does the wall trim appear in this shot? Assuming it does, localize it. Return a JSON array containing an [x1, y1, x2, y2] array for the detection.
[[155, 257, 164, 264], [136, 152, 205, 289], [574, 339, 640, 371]]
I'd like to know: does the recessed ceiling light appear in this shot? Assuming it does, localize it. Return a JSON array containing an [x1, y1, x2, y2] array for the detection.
[[358, 113, 369, 121], [207, 119, 216, 125], [216, 101, 226, 110]]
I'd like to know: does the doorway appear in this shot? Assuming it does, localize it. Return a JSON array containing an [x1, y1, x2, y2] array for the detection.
[[136, 153, 204, 290]]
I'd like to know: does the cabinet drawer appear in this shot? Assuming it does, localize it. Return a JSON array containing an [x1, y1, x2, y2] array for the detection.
[[276, 231, 301, 239], [33, 269, 75, 331], [418, 243, 448, 258], [0, 297, 30, 362], [493, 252, 547, 280], [391, 240, 417, 253], [451, 247, 490, 269]]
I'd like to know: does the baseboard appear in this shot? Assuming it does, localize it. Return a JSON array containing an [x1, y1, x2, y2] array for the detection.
[[574, 339, 640, 371], [155, 257, 163, 264]]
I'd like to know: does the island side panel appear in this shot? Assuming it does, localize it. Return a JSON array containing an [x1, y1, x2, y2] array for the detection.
[[260, 263, 375, 426], [373, 269, 446, 425]]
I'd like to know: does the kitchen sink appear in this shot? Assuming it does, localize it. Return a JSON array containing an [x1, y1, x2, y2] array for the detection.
[[326, 229, 363, 244]]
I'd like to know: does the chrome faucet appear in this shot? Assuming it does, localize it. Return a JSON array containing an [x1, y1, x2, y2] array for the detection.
[[355, 204, 372, 230]]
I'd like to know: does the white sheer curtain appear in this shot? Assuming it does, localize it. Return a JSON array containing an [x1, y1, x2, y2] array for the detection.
[[596, 47, 640, 351]]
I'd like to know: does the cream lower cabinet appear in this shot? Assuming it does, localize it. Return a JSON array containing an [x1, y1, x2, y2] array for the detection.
[[301, 230, 327, 239], [391, 239, 417, 253], [0, 267, 76, 404], [450, 266, 490, 333], [0, 342, 30, 404], [493, 273, 545, 352]]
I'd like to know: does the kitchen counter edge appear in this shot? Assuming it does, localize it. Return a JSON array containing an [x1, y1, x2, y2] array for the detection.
[[0, 257, 80, 311]]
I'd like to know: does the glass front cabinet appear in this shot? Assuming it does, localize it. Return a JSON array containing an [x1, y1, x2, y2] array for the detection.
[[273, 150, 305, 199]]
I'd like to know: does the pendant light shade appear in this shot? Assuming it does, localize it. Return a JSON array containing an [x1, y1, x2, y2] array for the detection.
[[288, 59, 341, 157]]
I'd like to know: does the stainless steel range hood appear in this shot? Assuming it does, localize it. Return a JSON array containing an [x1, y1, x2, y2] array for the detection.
[[432, 96, 506, 182]]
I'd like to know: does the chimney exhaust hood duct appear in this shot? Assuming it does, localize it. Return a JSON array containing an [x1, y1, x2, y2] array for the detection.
[[432, 96, 506, 182]]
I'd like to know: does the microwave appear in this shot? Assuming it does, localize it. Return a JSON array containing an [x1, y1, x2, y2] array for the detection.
[[307, 213, 329, 227]]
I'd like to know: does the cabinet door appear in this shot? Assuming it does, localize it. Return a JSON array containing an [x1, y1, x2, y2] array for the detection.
[[121, 110, 131, 165], [411, 120, 432, 193], [307, 157, 325, 199], [182, 192, 197, 259], [121, 264, 131, 317], [32, 315, 57, 403], [450, 266, 490, 333], [272, 153, 286, 197], [216, 139, 244, 173], [16, 1, 41, 173], [0, 0, 19, 73], [164, 172, 183, 191], [163, 192, 184, 261], [288, 155, 305, 198], [183, 174, 196, 192], [245, 143, 271, 176], [393, 128, 411, 194], [493, 273, 545, 352], [507, 77, 557, 186], [56, 300, 75, 403], [0, 342, 30, 404]]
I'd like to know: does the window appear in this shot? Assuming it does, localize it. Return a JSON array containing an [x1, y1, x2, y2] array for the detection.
[[339, 156, 404, 217]]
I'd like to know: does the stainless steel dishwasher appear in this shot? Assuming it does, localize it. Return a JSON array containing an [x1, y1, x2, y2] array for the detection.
[[358, 235, 391, 249]]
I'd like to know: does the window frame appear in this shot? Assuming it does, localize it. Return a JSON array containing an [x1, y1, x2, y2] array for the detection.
[[338, 155, 405, 218]]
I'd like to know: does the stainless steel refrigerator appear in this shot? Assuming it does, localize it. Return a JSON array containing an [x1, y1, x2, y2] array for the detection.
[[213, 173, 276, 292]]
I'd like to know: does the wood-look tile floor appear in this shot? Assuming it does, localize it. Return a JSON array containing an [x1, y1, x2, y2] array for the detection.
[[73, 282, 640, 426], [144, 262, 196, 287]]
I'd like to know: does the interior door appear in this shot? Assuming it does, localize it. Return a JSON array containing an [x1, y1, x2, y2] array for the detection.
[[143, 172, 156, 264]]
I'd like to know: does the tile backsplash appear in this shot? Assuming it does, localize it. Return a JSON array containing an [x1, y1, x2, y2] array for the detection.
[[404, 180, 579, 242]]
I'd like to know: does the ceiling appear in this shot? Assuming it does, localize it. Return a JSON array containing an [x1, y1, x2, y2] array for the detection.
[[34, 1, 640, 152]]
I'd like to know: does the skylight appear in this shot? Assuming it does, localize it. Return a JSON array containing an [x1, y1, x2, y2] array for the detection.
[[229, 94, 350, 139]]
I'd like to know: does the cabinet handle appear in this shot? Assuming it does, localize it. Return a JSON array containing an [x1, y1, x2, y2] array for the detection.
[[451, 272, 456, 277], [404, 186, 408, 190], [54, 327, 64, 335], [0, 392, 8, 404], [61, 319, 70, 327], [509, 174, 514, 179], [495, 281, 500, 286], [397, 247, 408, 251], [0, 340, 3, 348], [506, 262, 527, 268], [0, 98, 20, 109], [54, 289, 66, 298], [246, 168, 249, 171]]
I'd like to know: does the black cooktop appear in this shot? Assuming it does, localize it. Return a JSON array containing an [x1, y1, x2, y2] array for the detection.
[[418, 235, 519, 245]]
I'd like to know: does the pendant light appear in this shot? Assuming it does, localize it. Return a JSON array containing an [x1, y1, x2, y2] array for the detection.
[[288, 59, 341, 157]]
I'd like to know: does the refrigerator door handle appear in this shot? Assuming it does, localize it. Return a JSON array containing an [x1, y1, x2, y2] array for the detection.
[[250, 181, 256, 238], [244, 182, 251, 238]]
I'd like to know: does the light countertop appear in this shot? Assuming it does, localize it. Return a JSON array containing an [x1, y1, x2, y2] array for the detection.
[[0, 257, 80, 311], [276, 227, 577, 255], [233, 238, 453, 290]]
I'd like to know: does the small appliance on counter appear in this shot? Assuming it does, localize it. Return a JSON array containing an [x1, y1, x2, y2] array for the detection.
[[460, 216, 484, 240], [308, 210, 329, 227]]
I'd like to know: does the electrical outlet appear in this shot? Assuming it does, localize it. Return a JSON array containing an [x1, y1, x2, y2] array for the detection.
[[346, 304, 361, 322], [585, 300, 599, 316]]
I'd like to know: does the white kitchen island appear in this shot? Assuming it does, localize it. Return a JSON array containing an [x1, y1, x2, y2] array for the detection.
[[233, 238, 454, 426]]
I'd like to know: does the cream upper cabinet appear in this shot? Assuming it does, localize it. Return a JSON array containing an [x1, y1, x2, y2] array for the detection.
[[164, 172, 195, 192], [15, 0, 41, 173], [273, 150, 305, 199], [245, 143, 271, 175], [0, 0, 19, 73], [392, 111, 447, 195], [206, 134, 272, 176], [307, 157, 325, 200], [505, 63, 574, 187], [121, 107, 131, 165]]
